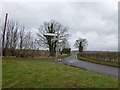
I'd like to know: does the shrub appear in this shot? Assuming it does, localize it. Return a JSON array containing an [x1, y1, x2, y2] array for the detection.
[[62, 48, 71, 54]]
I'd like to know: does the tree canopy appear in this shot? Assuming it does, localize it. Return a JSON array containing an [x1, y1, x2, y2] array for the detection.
[[74, 38, 88, 52], [36, 20, 70, 56]]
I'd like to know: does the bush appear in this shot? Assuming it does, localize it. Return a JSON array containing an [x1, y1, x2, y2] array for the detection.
[[4, 48, 15, 56], [77, 52, 119, 67], [61, 48, 71, 54], [3, 48, 49, 58]]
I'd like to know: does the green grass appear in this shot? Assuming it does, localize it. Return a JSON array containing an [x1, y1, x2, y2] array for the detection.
[[77, 54, 119, 67], [2, 57, 118, 88]]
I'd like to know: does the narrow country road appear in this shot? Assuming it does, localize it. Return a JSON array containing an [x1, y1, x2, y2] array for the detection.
[[60, 54, 119, 78], [20, 54, 119, 78]]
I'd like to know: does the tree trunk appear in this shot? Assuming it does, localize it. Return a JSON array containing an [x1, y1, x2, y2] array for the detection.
[[79, 42, 83, 52], [49, 46, 55, 56]]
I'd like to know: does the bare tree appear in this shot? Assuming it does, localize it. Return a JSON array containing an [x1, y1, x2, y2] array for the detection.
[[74, 38, 88, 52], [2, 20, 19, 56], [19, 26, 35, 50], [5, 20, 19, 49], [12, 22, 19, 49], [5, 21, 10, 49], [19, 26, 27, 50], [24, 31, 35, 49], [58, 38, 70, 51], [1, 18, 36, 57], [36, 20, 69, 56]]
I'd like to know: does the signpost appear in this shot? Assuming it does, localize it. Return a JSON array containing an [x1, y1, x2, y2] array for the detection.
[[44, 33, 57, 37], [44, 33, 66, 62], [44, 33, 58, 62]]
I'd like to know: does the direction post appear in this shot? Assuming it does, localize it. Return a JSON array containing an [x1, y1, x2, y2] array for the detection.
[[44, 33, 66, 62], [44, 33, 58, 61]]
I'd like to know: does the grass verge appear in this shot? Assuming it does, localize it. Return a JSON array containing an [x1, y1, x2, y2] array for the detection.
[[2, 57, 118, 88]]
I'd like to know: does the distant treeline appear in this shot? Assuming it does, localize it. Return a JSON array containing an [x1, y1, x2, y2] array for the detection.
[[1, 18, 71, 57]]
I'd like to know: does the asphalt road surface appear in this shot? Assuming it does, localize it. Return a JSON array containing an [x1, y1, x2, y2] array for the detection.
[[21, 54, 119, 78], [60, 54, 119, 78]]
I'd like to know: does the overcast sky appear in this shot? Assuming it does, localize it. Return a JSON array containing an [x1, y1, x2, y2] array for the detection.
[[0, 0, 118, 51]]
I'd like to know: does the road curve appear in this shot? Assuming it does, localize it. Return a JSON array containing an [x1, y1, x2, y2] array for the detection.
[[19, 54, 119, 78], [60, 54, 119, 78]]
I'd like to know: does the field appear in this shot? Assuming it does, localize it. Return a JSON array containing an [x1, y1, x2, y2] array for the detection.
[[2, 57, 118, 88], [77, 51, 119, 67]]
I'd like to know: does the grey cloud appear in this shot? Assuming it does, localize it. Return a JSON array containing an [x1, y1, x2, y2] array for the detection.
[[1, 2, 118, 51]]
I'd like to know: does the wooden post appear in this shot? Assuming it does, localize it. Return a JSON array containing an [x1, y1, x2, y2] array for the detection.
[[2, 13, 8, 56]]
